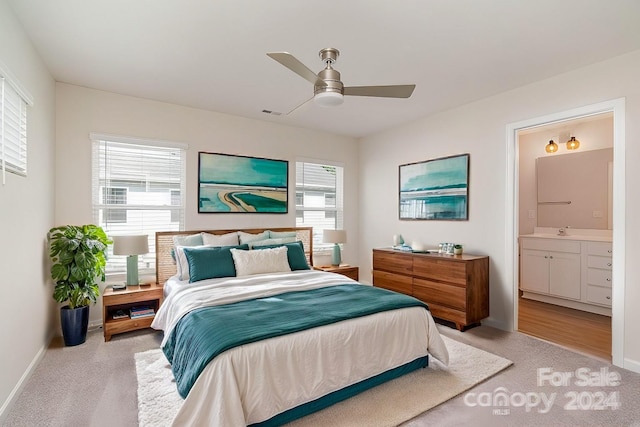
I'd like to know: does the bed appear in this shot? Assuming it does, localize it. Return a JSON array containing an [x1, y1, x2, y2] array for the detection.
[[151, 227, 449, 426]]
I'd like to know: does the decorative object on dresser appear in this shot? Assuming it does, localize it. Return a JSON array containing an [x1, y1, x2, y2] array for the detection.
[[372, 248, 489, 331], [323, 229, 347, 266], [313, 264, 359, 281], [103, 282, 163, 341], [399, 153, 469, 221], [112, 234, 149, 286], [48, 224, 112, 346], [198, 152, 288, 213]]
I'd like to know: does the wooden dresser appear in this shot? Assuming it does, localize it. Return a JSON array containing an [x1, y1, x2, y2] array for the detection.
[[372, 248, 489, 331]]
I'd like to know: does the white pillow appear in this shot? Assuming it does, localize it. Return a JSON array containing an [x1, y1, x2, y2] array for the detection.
[[238, 231, 269, 245], [201, 231, 240, 246], [231, 246, 291, 276]]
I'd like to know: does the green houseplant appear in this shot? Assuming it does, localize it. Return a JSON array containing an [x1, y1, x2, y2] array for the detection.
[[48, 224, 112, 346]]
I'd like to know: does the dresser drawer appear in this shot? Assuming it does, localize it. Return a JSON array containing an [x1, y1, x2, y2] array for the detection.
[[413, 257, 467, 286], [587, 255, 612, 270], [587, 242, 613, 257], [372, 250, 413, 276], [413, 278, 466, 311], [586, 285, 612, 307], [426, 302, 467, 326], [372, 270, 412, 295], [587, 268, 612, 288]]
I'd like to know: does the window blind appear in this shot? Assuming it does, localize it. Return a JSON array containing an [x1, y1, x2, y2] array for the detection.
[[0, 65, 32, 184], [295, 161, 344, 252], [91, 135, 187, 275]]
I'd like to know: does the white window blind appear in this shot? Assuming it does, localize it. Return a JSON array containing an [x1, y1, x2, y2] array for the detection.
[[91, 134, 187, 275], [0, 64, 33, 184], [295, 161, 344, 252]]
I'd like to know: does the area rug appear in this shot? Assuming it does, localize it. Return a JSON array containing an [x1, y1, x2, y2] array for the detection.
[[135, 336, 512, 426]]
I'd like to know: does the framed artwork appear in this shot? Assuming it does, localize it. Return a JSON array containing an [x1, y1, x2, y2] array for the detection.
[[399, 153, 469, 220], [198, 152, 288, 213]]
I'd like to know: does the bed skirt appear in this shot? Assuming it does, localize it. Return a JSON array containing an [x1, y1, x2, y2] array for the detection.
[[252, 355, 429, 427]]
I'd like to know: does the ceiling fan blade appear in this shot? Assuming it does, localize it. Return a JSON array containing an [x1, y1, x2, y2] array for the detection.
[[267, 52, 327, 87], [286, 96, 314, 115], [343, 84, 416, 98]]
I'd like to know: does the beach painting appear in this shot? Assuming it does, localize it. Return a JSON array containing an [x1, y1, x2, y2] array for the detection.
[[399, 153, 469, 220], [198, 152, 288, 213]]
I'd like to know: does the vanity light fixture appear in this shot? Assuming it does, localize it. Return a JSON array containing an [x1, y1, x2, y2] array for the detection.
[[566, 136, 580, 150], [545, 140, 558, 153]]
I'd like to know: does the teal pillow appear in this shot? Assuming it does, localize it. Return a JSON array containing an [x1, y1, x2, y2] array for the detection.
[[253, 241, 310, 271], [183, 244, 249, 283]]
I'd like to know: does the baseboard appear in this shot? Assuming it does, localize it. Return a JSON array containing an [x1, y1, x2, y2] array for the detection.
[[482, 316, 510, 331], [623, 357, 640, 374], [0, 332, 53, 424]]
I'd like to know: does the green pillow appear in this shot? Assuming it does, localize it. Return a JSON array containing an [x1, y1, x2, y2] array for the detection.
[[253, 241, 310, 271], [183, 244, 249, 283]]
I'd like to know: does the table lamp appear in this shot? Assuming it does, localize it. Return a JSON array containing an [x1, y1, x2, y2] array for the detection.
[[323, 229, 346, 266], [112, 235, 149, 286]]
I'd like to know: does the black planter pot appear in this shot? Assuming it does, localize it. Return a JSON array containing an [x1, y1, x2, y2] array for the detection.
[[60, 305, 89, 346]]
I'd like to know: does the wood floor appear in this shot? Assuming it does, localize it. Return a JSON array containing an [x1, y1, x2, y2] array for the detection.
[[518, 296, 612, 360]]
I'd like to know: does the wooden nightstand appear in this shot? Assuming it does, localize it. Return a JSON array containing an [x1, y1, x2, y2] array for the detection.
[[102, 283, 164, 341], [313, 264, 359, 281]]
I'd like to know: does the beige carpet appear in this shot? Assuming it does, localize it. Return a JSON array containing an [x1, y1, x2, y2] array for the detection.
[[135, 336, 512, 426]]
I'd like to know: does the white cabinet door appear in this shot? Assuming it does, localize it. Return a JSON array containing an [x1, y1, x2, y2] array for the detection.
[[549, 251, 581, 300], [521, 249, 550, 293]]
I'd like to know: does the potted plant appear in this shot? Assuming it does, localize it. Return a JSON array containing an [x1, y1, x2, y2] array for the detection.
[[48, 224, 112, 346], [453, 244, 463, 255]]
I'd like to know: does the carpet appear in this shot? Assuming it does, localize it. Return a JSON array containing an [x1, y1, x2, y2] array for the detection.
[[135, 336, 512, 426]]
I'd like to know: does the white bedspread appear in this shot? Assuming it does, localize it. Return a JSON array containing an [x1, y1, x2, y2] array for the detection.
[[152, 270, 449, 426]]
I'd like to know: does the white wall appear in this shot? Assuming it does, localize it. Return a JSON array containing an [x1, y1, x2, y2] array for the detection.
[[0, 0, 56, 420], [55, 83, 359, 326], [358, 49, 640, 370]]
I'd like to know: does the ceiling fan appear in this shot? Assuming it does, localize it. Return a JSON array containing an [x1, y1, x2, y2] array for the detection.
[[267, 48, 416, 109]]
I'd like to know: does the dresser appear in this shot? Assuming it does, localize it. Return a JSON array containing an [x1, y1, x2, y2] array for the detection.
[[372, 248, 489, 331]]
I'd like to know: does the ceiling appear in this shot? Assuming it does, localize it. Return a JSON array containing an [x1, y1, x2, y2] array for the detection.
[[7, 0, 640, 138]]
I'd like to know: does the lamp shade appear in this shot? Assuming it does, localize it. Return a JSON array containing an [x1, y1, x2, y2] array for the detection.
[[545, 140, 558, 153], [112, 235, 149, 256], [323, 229, 347, 244], [566, 136, 580, 150]]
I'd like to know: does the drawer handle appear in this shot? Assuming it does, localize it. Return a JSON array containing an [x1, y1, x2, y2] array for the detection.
[[607, 263, 612, 267], [606, 278, 611, 282], [608, 250, 612, 254], [606, 296, 611, 300]]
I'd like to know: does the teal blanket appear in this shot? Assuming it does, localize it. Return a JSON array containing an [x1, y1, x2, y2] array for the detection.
[[163, 284, 428, 398]]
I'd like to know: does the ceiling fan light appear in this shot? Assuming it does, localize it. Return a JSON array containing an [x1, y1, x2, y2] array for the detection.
[[314, 91, 344, 107]]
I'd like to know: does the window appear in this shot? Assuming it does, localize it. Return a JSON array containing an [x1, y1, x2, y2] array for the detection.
[[295, 161, 344, 252], [102, 187, 127, 223], [91, 134, 187, 275], [0, 64, 33, 183]]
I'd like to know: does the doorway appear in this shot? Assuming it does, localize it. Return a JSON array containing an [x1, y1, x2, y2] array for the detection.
[[516, 113, 613, 359], [505, 98, 626, 368]]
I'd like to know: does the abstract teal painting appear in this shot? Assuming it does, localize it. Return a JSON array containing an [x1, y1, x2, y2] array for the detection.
[[399, 154, 469, 220], [198, 152, 288, 213]]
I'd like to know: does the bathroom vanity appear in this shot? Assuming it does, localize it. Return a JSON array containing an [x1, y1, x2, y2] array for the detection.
[[519, 227, 612, 316]]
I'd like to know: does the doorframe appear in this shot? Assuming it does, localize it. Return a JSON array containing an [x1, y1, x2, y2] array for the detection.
[[505, 98, 626, 368]]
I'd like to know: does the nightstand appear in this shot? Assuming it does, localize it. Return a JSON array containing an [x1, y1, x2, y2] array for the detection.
[[102, 283, 163, 341], [313, 264, 359, 281]]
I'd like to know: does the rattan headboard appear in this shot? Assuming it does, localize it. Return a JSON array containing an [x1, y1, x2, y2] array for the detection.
[[155, 227, 313, 285]]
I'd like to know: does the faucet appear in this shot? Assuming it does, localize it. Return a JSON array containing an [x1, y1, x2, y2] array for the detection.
[[558, 226, 571, 236]]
